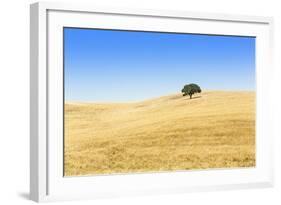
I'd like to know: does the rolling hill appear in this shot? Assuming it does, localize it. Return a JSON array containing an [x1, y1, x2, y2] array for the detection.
[[64, 91, 255, 176]]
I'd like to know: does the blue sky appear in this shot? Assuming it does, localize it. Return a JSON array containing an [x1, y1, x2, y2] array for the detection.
[[64, 28, 255, 102]]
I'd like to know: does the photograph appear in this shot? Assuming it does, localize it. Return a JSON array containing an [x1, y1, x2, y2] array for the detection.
[[63, 28, 256, 176]]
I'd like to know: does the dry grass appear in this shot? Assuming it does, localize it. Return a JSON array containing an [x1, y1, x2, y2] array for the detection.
[[64, 91, 255, 176]]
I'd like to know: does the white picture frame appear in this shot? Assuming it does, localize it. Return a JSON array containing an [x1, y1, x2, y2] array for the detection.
[[30, 1, 274, 202]]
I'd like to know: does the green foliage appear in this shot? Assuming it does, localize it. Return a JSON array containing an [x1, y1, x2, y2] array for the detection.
[[181, 83, 201, 99]]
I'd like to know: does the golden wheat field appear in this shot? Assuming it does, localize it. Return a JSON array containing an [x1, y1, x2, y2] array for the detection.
[[64, 91, 255, 176]]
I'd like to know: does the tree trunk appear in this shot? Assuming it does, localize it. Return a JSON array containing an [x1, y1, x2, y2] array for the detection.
[[189, 94, 192, 99]]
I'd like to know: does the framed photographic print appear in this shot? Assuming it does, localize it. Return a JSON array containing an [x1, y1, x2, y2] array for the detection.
[[30, 2, 274, 202]]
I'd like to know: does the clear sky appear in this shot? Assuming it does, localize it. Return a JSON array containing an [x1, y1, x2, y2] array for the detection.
[[64, 28, 255, 102]]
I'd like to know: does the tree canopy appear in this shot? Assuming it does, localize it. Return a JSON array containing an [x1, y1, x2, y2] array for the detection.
[[181, 83, 201, 99]]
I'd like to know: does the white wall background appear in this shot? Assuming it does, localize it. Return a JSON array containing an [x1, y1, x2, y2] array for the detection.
[[0, 0, 280, 204]]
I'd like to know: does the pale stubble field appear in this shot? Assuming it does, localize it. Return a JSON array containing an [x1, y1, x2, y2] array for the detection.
[[64, 91, 255, 176]]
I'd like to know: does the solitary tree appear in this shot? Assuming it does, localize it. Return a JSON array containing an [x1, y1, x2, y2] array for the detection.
[[181, 83, 201, 99]]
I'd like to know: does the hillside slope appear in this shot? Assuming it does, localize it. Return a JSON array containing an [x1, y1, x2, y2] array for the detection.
[[64, 91, 255, 176]]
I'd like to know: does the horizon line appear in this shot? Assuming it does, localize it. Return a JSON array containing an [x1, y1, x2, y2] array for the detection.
[[65, 89, 255, 104]]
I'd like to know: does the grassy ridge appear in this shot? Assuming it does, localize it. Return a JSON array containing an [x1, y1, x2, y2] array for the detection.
[[64, 91, 255, 176]]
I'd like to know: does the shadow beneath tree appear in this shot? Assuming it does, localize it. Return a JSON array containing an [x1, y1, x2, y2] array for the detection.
[[186, 96, 202, 100]]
